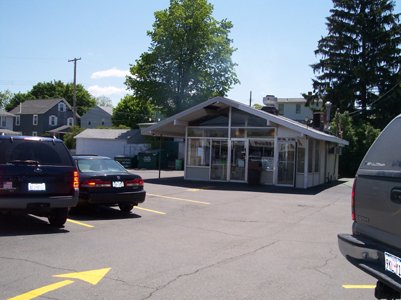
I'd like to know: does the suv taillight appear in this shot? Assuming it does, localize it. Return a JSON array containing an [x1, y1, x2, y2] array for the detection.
[[73, 171, 79, 188], [81, 179, 112, 188], [125, 178, 144, 188], [351, 176, 357, 221]]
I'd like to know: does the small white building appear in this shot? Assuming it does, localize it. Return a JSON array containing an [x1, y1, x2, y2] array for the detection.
[[277, 97, 323, 123], [141, 96, 348, 189], [75, 129, 147, 158]]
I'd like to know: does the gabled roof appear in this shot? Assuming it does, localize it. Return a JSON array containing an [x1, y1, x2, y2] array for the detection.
[[141, 96, 349, 146], [81, 105, 113, 118], [9, 98, 80, 117], [0, 109, 15, 117], [98, 106, 113, 115]]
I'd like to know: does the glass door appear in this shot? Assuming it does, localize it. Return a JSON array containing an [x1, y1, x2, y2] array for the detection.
[[230, 140, 246, 181], [277, 142, 295, 186], [210, 140, 228, 181]]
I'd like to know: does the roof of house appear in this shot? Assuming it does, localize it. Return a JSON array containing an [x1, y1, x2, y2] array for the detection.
[[9, 98, 80, 117], [141, 96, 349, 146], [0, 109, 15, 117], [74, 129, 146, 144], [0, 129, 22, 135], [98, 106, 113, 115], [47, 125, 72, 134]]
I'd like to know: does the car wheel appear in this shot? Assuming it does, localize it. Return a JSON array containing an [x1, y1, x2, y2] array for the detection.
[[118, 203, 134, 212], [48, 208, 69, 226]]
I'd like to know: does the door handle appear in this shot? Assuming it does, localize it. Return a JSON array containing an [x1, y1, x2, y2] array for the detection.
[[391, 188, 401, 203]]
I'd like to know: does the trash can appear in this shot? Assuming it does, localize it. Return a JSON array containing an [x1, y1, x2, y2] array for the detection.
[[138, 150, 168, 169], [248, 160, 262, 186], [175, 159, 183, 170], [114, 156, 132, 168]]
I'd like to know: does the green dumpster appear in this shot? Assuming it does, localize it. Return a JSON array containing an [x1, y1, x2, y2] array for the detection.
[[175, 159, 183, 170], [138, 150, 168, 169], [114, 156, 132, 168]]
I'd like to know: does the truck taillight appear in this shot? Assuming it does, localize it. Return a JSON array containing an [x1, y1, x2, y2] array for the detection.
[[125, 178, 144, 187], [81, 179, 112, 188], [73, 171, 79, 188], [351, 177, 357, 221]]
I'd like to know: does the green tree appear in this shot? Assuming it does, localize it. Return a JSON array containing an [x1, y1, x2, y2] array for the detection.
[[63, 126, 86, 150], [330, 112, 381, 176], [0, 89, 13, 110], [125, 0, 239, 117], [305, 0, 401, 129], [5, 80, 96, 116], [93, 95, 113, 107], [111, 95, 152, 128]]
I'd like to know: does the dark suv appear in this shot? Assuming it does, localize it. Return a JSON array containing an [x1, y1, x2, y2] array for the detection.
[[338, 114, 401, 299], [0, 135, 79, 226]]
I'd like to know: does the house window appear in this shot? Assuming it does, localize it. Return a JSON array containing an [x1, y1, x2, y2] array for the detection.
[[1, 116, 6, 127], [278, 104, 284, 115], [296, 104, 301, 114], [32, 131, 37, 136], [58, 102, 66, 112], [15, 115, 20, 126], [67, 117, 74, 126], [101, 118, 105, 125], [49, 115, 58, 126], [88, 120, 91, 126], [33, 115, 38, 125]]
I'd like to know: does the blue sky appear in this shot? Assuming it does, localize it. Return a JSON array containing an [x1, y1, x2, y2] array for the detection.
[[1, 0, 400, 108]]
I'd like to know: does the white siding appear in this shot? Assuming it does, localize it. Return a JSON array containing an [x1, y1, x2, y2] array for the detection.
[[76, 138, 127, 158]]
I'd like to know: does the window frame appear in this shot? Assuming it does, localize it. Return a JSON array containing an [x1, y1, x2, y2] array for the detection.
[[33, 114, 38, 125]]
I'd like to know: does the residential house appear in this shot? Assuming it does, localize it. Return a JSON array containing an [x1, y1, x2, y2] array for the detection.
[[277, 98, 323, 123], [81, 105, 113, 128], [9, 98, 79, 138], [0, 109, 21, 135], [75, 129, 147, 158]]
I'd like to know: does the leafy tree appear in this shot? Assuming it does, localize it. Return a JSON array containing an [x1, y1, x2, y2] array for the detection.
[[305, 0, 401, 129], [0, 89, 13, 110], [63, 126, 86, 150], [93, 95, 113, 107], [252, 103, 263, 109], [125, 0, 239, 117], [111, 95, 152, 128], [5, 80, 96, 116], [330, 112, 381, 176]]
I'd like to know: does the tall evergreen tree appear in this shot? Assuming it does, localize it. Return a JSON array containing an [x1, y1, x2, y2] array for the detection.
[[125, 0, 239, 117], [305, 0, 401, 129]]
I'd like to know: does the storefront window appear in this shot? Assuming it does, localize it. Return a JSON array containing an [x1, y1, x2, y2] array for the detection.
[[297, 143, 305, 173], [231, 108, 269, 127], [230, 128, 275, 138], [187, 139, 210, 166], [315, 141, 320, 172], [308, 140, 313, 173], [249, 139, 274, 170], [187, 128, 228, 138]]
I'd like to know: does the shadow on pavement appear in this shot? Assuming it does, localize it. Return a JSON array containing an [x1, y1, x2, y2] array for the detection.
[[0, 214, 69, 236], [68, 205, 142, 221]]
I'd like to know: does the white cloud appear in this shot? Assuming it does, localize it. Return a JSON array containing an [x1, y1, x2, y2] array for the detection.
[[91, 67, 131, 79], [88, 85, 128, 96]]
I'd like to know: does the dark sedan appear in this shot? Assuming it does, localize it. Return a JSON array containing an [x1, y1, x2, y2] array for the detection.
[[72, 155, 145, 212]]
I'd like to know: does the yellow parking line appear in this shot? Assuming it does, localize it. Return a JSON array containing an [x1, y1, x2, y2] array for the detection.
[[186, 186, 215, 191], [147, 193, 210, 204], [342, 285, 376, 289], [135, 207, 165, 214], [67, 219, 94, 228]]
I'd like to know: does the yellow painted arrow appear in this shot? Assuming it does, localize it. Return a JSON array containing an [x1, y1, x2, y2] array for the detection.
[[53, 267, 111, 285], [8, 268, 111, 300]]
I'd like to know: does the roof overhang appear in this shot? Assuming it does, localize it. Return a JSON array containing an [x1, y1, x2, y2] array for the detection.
[[141, 96, 349, 146]]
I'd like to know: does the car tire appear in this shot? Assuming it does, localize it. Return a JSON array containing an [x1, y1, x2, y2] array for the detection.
[[48, 208, 69, 226], [118, 203, 134, 212]]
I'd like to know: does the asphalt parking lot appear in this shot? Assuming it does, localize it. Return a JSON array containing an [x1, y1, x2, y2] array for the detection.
[[0, 170, 377, 299]]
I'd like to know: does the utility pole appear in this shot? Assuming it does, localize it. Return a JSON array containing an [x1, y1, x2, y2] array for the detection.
[[249, 91, 252, 106], [68, 57, 81, 126]]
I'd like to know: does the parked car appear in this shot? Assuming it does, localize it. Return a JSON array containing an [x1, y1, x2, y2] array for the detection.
[[72, 155, 146, 212], [338, 114, 401, 299], [0, 135, 79, 226]]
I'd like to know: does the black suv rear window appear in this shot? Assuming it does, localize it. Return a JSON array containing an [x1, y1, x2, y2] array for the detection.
[[0, 139, 73, 166], [360, 117, 401, 171]]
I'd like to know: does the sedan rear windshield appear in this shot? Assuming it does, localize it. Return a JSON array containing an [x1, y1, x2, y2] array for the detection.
[[0, 139, 73, 166], [77, 159, 126, 173]]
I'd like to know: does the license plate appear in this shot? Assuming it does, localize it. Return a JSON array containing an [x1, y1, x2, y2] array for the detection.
[[28, 183, 46, 191], [112, 181, 124, 188], [385, 252, 401, 278]]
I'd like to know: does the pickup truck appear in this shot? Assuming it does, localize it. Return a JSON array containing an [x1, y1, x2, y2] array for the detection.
[[338, 114, 401, 299]]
